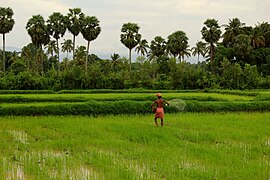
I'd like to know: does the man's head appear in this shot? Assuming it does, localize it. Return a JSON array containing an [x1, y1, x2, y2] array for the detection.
[[156, 93, 162, 98]]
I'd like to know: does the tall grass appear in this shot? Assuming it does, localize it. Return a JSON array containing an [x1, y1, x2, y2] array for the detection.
[[0, 92, 255, 103], [0, 100, 270, 116], [0, 113, 269, 179]]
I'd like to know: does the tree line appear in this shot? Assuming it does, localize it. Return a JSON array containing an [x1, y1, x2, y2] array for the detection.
[[0, 7, 270, 90]]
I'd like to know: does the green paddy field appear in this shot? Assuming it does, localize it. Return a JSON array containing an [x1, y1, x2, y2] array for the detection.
[[0, 90, 269, 179], [0, 113, 269, 179]]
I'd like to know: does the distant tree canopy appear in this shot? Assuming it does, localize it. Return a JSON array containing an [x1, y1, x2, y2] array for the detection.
[[0, 6, 270, 90]]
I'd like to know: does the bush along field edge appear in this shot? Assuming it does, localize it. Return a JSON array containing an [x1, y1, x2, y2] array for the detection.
[[0, 100, 270, 116]]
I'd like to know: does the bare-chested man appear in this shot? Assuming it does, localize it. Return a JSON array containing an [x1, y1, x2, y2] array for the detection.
[[151, 93, 169, 127]]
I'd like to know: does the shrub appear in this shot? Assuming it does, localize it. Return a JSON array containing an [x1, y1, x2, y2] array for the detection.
[[0, 100, 270, 116], [185, 101, 270, 112], [0, 100, 152, 116], [0, 90, 54, 94]]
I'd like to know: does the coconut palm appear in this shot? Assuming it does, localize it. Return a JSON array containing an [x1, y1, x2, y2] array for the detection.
[[191, 41, 207, 63], [45, 40, 58, 57], [66, 8, 84, 60], [249, 26, 265, 49], [26, 15, 50, 74], [257, 22, 270, 47], [81, 16, 101, 74], [61, 39, 73, 59], [135, 39, 149, 57], [201, 18, 222, 71], [179, 47, 191, 62], [222, 18, 245, 47], [47, 12, 67, 74], [120, 22, 141, 71], [45, 40, 58, 71], [110, 53, 120, 70], [0, 7, 15, 73]]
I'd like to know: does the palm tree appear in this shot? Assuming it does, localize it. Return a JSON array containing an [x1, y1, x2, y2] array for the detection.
[[135, 39, 149, 57], [179, 47, 191, 62], [26, 15, 50, 74], [249, 26, 265, 49], [191, 41, 206, 63], [45, 40, 58, 57], [110, 53, 120, 70], [0, 7, 15, 73], [26, 15, 50, 48], [257, 22, 270, 47], [45, 40, 58, 71], [47, 12, 67, 74], [66, 8, 84, 60], [148, 36, 167, 60], [120, 22, 141, 72], [167, 30, 189, 62], [81, 16, 101, 75], [201, 18, 222, 71], [233, 34, 252, 62], [61, 39, 73, 59], [222, 18, 245, 47]]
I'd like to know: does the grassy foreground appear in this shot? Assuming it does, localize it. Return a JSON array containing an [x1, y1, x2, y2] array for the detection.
[[0, 113, 269, 179]]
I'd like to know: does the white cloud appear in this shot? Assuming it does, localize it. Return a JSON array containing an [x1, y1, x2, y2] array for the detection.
[[4, 0, 69, 16], [2, 0, 70, 48], [1, 0, 269, 60]]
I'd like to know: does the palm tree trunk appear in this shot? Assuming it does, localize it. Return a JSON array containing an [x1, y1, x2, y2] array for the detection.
[[50, 50, 55, 71], [129, 48, 132, 73], [197, 53, 200, 64], [57, 39, 60, 75], [73, 35, 76, 60], [35, 42, 39, 73], [210, 44, 214, 72], [86, 41, 90, 77], [3, 34, 5, 74], [40, 46, 44, 75]]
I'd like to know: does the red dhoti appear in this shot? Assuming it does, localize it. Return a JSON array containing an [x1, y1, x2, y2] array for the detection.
[[155, 108, 164, 119]]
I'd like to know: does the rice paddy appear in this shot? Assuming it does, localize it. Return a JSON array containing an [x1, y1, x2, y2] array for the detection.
[[0, 92, 256, 103], [0, 113, 269, 179], [0, 90, 269, 179]]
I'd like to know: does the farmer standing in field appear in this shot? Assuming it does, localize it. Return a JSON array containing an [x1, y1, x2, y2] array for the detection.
[[151, 93, 169, 127]]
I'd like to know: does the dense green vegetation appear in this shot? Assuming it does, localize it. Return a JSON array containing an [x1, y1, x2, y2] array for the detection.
[[0, 113, 269, 179], [0, 90, 269, 115], [1, 7, 270, 90]]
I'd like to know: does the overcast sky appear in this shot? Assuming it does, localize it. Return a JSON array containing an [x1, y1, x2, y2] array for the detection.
[[1, 0, 270, 62]]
